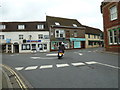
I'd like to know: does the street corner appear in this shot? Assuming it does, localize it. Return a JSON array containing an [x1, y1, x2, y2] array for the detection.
[[0, 64, 33, 89]]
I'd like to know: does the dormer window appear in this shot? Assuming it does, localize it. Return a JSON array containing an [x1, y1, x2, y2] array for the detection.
[[18, 25, 25, 29], [0, 25, 6, 30], [73, 24, 77, 27], [55, 22, 60, 25], [37, 25, 44, 29]]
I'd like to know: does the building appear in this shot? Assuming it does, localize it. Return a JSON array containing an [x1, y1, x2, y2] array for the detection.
[[0, 22, 50, 53], [101, 1, 120, 52], [46, 16, 86, 51], [83, 25, 103, 48]]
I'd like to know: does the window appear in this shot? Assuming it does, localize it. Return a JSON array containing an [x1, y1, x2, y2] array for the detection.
[[110, 5, 117, 21], [88, 34, 90, 38], [108, 30, 113, 44], [119, 28, 120, 44], [37, 25, 44, 29], [55, 29, 65, 38], [73, 24, 77, 27], [43, 44, 47, 50], [44, 35, 49, 39], [32, 44, 36, 50], [22, 44, 30, 50], [18, 25, 25, 29], [55, 22, 60, 25], [113, 30, 117, 44], [19, 35, 23, 39], [0, 35, 4, 39], [0, 25, 6, 30], [74, 31, 77, 37], [38, 34, 43, 39]]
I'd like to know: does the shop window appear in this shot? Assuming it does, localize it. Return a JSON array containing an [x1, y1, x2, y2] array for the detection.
[[22, 44, 30, 50], [32, 44, 36, 50], [44, 44, 47, 50], [108, 30, 113, 44], [38, 44, 43, 50]]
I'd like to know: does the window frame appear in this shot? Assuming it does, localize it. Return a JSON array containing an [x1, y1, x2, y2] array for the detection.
[[22, 44, 30, 50], [37, 25, 44, 29], [18, 25, 25, 30], [0, 25, 6, 30], [55, 29, 65, 38], [19, 35, 24, 40], [38, 34, 43, 39], [0, 35, 4, 39], [110, 5, 118, 21]]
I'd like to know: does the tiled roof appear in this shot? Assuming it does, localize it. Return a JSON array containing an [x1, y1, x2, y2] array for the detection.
[[46, 16, 83, 28]]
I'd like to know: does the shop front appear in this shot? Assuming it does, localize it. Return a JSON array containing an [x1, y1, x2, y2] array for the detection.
[[70, 38, 86, 49]]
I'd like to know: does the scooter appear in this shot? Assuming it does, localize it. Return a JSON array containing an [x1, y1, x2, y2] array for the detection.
[[58, 50, 64, 59]]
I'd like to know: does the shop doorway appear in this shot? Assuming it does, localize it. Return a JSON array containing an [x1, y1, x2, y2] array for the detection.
[[14, 43, 19, 53], [81, 41, 85, 48]]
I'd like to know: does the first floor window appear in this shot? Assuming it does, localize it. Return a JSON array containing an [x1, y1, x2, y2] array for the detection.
[[19, 35, 23, 39], [55, 29, 65, 38], [22, 44, 30, 50], [38, 34, 43, 39], [0, 35, 4, 39]]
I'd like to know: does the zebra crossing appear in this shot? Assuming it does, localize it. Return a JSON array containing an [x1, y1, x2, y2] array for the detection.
[[15, 61, 98, 71]]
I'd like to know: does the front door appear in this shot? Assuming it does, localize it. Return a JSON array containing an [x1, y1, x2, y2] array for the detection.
[[14, 45, 19, 53]]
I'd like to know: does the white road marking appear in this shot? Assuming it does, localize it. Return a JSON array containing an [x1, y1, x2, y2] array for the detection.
[[15, 67, 24, 71], [97, 62, 120, 69], [46, 53, 58, 57], [56, 64, 69, 68], [25, 66, 38, 70], [40, 65, 53, 69], [85, 61, 98, 64], [39, 57, 57, 59], [30, 57, 40, 59], [11, 55, 14, 56], [71, 62, 85, 66], [88, 51, 92, 52], [79, 53, 83, 56]]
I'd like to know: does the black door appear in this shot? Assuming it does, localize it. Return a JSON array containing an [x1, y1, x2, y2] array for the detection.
[[14, 45, 19, 53]]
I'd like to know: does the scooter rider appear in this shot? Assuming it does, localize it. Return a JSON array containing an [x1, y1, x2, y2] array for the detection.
[[58, 42, 65, 53]]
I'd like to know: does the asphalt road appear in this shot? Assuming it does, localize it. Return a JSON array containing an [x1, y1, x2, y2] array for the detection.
[[2, 47, 119, 88]]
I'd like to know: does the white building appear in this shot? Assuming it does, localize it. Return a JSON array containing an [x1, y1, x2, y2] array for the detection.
[[0, 22, 50, 53]]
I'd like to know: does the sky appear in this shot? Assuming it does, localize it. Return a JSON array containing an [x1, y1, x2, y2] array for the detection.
[[0, 0, 104, 30]]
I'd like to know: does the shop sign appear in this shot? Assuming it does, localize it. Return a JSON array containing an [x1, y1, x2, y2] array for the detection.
[[27, 40, 41, 42], [70, 38, 86, 41], [6, 39, 11, 43]]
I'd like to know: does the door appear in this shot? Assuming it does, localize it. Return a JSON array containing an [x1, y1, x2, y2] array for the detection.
[[14, 45, 19, 53], [81, 41, 85, 48]]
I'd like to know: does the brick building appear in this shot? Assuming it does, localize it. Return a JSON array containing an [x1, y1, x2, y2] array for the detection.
[[101, 1, 120, 52]]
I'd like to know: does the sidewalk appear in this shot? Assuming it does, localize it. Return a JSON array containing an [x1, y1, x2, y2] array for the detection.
[[0, 64, 33, 89]]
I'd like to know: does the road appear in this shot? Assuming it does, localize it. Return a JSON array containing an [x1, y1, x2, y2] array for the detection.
[[2, 48, 119, 88]]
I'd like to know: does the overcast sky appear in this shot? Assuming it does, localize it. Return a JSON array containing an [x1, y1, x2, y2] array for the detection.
[[0, 0, 104, 30]]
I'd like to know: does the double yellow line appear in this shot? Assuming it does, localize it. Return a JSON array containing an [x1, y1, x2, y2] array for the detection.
[[0, 64, 28, 90]]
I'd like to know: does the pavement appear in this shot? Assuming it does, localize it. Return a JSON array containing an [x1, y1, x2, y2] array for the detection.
[[0, 64, 33, 89]]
